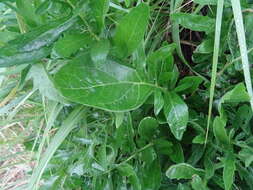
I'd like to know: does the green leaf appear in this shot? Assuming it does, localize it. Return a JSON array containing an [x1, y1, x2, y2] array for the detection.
[[115, 112, 124, 128], [115, 112, 135, 153], [29, 64, 65, 102], [138, 117, 158, 141], [239, 147, 253, 167], [164, 92, 189, 140], [90, 39, 110, 63], [90, 0, 109, 33], [53, 33, 92, 58], [154, 90, 164, 115], [175, 76, 203, 94], [166, 163, 204, 180], [213, 116, 230, 146], [35, 0, 52, 15], [177, 183, 191, 190], [220, 83, 250, 104], [154, 139, 173, 156], [118, 163, 141, 190], [16, 0, 41, 27], [223, 153, 236, 190], [113, 3, 150, 58], [170, 13, 215, 33], [169, 142, 184, 163], [54, 54, 153, 112], [140, 159, 161, 190], [191, 175, 207, 190], [0, 17, 76, 67]]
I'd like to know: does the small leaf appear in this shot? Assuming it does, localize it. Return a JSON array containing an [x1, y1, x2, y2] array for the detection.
[[53, 33, 91, 58], [220, 83, 250, 105], [164, 92, 189, 140], [140, 159, 161, 190], [154, 90, 164, 115], [115, 112, 124, 128], [29, 64, 65, 102], [35, 1, 52, 15], [169, 142, 184, 163], [166, 163, 204, 180], [118, 163, 141, 190], [213, 116, 230, 146], [90, 39, 110, 63], [154, 139, 173, 156], [239, 147, 253, 167], [170, 13, 215, 33], [191, 175, 207, 190], [113, 3, 150, 58], [138, 117, 158, 141], [175, 76, 203, 94], [90, 0, 109, 33], [223, 153, 236, 190]]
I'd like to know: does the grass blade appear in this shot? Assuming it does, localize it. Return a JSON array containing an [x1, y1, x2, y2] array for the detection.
[[205, 0, 224, 145], [27, 106, 85, 190], [231, 0, 253, 110]]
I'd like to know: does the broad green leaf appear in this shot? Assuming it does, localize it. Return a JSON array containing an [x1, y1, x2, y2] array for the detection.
[[0, 17, 76, 67], [138, 117, 158, 141], [166, 163, 204, 180], [154, 90, 164, 115], [113, 3, 150, 58], [53, 33, 91, 58], [223, 153, 236, 190], [90, 0, 109, 33], [191, 175, 207, 190], [29, 64, 65, 102], [170, 13, 215, 33], [213, 116, 230, 146], [54, 54, 153, 112], [90, 39, 110, 63], [164, 92, 189, 140], [118, 163, 141, 190]]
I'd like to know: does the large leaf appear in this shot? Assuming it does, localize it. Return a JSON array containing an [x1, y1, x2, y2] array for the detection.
[[54, 54, 153, 112], [164, 92, 189, 140], [113, 3, 150, 58], [0, 17, 76, 67]]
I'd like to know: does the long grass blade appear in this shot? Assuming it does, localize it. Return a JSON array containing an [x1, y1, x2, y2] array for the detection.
[[231, 0, 253, 110], [27, 106, 85, 190], [205, 0, 224, 145]]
